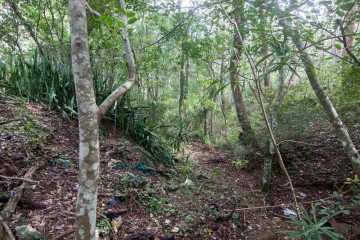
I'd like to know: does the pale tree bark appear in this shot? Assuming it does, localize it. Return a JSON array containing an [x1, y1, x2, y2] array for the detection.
[[69, 0, 136, 239], [280, 18, 360, 176], [178, 55, 188, 121]]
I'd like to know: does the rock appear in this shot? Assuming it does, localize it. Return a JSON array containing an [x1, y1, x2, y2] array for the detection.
[[15, 225, 43, 240]]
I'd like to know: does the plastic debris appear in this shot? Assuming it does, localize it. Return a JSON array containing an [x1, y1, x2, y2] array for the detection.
[[133, 163, 155, 174], [128, 172, 145, 186], [160, 219, 172, 227], [284, 208, 297, 218], [171, 226, 180, 233], [180, 178, 193, 187], [47, 158, 72, 167], [112, 163, 128, 170], [111, 216, 123, 233]]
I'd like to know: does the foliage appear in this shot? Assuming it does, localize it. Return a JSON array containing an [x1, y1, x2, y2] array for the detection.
[[284, 205, 345, 240]]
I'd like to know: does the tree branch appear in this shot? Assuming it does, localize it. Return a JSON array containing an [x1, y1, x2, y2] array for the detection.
[[84, 0, 100, 17], [337, 19, 360, 66], [98, 0, 136, 118]]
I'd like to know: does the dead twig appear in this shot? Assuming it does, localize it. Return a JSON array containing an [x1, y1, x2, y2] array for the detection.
[[0, 118, 22, 126], [0, 175, 39, 184], [52, 228, 75, 240], [0, 216, 16, 240], [196, 181, 210, 194], [98, 193, 127, 198], [277, 139, 317, 146], [1, 163, 43, 220]]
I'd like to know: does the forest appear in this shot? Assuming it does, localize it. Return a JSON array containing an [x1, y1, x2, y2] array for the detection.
[[0, 0, 360, 239]]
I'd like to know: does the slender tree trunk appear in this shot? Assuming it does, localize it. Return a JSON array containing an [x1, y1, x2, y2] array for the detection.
[[230, 1, 255, 144], [69, 1, 99, 238], [69, 0, 136, 238], [259, 5, 271, 90], [229, 37, 253, 141], [220, 57, 229, 141], [280, 19, 360, 176], [179, 55, 187, 121], [262, 68, 285, 192]]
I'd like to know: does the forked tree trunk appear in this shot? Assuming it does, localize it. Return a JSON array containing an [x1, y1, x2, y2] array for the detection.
[[280, 19, 360, 176], [69, 1, 99, 238], [69, 0, 136, 239]]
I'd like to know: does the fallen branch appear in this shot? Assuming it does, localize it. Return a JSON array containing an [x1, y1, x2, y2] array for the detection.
[[0, 216, 16, 240], [52, 228, 75, 240], [0, 118, 21, 126], [0, 175, 39, 184], [98, 193, 127, 198], [1, 163, 43, 220]]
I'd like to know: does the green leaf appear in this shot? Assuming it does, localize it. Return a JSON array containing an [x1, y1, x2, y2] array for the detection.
[[319, 0, 332, 6], [118, 7, 126, 15], [127, 11, 136, 18], [255, 52, 274, 68], [116, 19, 126, 28], [335, 44, 342, 50], [128, 17, 138, 24], [340, 2, 354, 11]]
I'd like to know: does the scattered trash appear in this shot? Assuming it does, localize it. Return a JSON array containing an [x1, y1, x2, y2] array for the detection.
[[48, 157, 72, 167], [15, 225, 43, 240], [133, 163, 156, 174], [4, 135, 14, 140], [160, 219, 172, 227], [112, 163, 128, 170], [128, 172, 145, 186], [166, 178, 194, 192], [284, 208, 297, 218], [171, 226, 180, 233], [110, 216, 123, 233], [180, 178, 193, 187]]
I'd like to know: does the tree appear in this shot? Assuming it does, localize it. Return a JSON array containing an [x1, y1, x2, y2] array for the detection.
[[279, 13, 360, 176], [229, 0, 256, 145], [69, 0, 136, 238]]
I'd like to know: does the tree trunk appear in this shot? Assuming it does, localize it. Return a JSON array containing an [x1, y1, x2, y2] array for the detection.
[[259, 5, 271, 90], [69, 0, 136, 239], [229, 36, 253, 141], [230, 1, 255, 144], [280, 19, 360, 176], [69, 1, 99, 238], [262, 68, 285, 192], [178, 55, 187, 121]]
